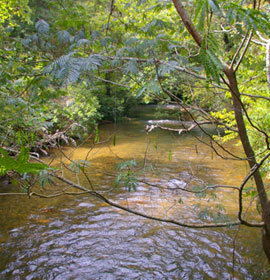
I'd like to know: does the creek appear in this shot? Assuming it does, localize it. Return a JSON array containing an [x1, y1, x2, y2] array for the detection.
[[0, 105, 269, 279]]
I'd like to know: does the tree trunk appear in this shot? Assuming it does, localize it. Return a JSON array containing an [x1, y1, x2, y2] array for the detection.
[[262, 225, 270, 263], [224, 67, 270, 262], [171, 0, 270, 262]]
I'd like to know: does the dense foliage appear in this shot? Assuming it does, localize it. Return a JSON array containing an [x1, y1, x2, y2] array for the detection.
[[0, 0, 269, 177], [0, 0, 139, 154]]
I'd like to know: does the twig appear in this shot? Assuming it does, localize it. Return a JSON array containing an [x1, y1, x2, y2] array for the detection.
[[230, 30, 249, 69], [105, 0, 115, 35], [49, 173, 263, 228], [240, 93, 270, 102], [234, 31, 253, 73], [238, 152, 270, 225], [94, 75, 131, 88]]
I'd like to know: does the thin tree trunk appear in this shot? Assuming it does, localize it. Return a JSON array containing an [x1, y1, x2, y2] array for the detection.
[[223, 68, 270, 263], [171, 0, 270, 262]]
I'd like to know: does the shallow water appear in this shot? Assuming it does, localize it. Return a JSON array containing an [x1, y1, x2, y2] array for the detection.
[[0, 106, 269, 279]]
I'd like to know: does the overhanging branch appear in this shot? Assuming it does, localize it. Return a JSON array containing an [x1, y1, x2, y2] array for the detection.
[[51, 173, 263, 228]]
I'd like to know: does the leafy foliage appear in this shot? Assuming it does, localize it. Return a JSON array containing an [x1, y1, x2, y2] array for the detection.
[[0, 147, 47, 176], [0, 0, 31, 25], [115, 160, 138, 192]]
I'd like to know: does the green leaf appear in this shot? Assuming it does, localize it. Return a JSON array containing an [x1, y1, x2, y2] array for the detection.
[[199, 41, 222, 85], [17, 146, 30, 163], [76, 160, 90, 168], [117, 160, 137, 171], [178, 198, 184, 204], [35, 19, 50, 35], [115, 174, 122, 188], [16, 162, 47, 174], [194, 0, 205, 21], [0, 145, 47, 176], [0, 147, 8, 157], [136, 86, 146, 98], [0, 156, 17, 172], [30, 132, 35, 146], [197, 2, 207, 31], [124, 60, 139, 75], [159, 61, 178, 76], [21, 185, 28, 193], [95, 127, 99, 143], [132, 182, 137, 191], [58, 30, 71, 45], [76, 39, 91, 48]]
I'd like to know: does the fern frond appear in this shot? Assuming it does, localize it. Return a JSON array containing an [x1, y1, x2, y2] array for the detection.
[[43, 52, 76, 74], [35, 19, 50, 35], [197, 1, 208, 31], [66, 59, 82, 84], [194, 0, 205, 21], [199, 45, 222, 85], [207, 33, 222, 55], [82, 55, 103, 71], [76, 39, 91, 48], [58, 30, 71, 45], [124, 60, 139, 75]]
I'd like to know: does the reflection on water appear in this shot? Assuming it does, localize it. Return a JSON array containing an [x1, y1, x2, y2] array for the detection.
[[0, 106, 269, 279]]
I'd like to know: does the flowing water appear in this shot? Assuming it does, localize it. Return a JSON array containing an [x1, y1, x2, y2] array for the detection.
[[0, 105, 269, 279]]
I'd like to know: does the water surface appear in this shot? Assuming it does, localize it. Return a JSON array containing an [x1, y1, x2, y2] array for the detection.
[[0, 105, 269, 279]]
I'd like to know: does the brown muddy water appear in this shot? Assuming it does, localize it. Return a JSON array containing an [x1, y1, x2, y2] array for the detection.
[[0, 105, 269, 279]]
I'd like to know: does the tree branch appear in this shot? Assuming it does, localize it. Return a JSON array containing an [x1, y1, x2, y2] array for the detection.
[[230, 30, 250, 69], [50, 173, 263, 228], [155, 73, 244, 161], [240, 92, 270, 102], [234, 32, 253, 73], [238, 152, 270, 225], [141, 179, 240, 193], [171, 0, 202, 47]]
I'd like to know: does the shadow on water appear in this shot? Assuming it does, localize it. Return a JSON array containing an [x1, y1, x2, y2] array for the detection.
[[0, 105, 269, 279]]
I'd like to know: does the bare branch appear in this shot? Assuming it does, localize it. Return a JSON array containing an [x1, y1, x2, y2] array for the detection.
[[105, 0, 115, 35], [105, 55, 207, 80], [31, 190, 90, 198], [256, 31, 269, 43], [50, 173, 263, 228], [155, 72, 244, 161], [234, 32, 253, 73], [240, 93, 270, 102], [94, 75, 131, 88], [230, 30, 250, 69], [238, 152, 270, 225], [0, 193, 28, 196], [141, 180, 239, 193]]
